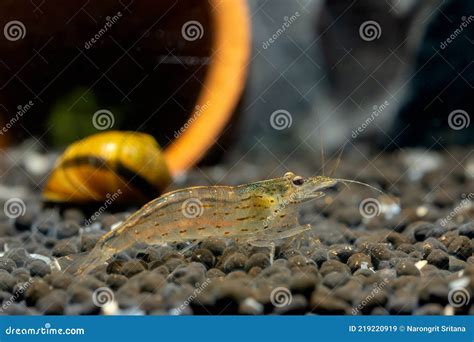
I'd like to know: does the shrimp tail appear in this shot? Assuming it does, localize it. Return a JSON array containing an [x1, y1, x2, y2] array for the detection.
[[57, 247, 110, 276]]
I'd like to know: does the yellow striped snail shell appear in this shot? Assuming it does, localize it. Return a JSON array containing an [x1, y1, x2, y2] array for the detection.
[[43, 131, 171, 204]]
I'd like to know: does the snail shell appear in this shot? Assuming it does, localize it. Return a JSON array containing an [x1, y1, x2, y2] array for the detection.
[[43, 131, 171, 204]]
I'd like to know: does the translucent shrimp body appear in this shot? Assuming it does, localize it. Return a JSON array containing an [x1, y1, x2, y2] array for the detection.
[[75, 172, 338, 274]]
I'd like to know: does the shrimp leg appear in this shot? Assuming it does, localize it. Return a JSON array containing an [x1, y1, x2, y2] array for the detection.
[[244, 224, 312, 264]]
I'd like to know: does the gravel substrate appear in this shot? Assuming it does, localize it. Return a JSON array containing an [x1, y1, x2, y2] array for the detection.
[[0, 146, 473, 315]]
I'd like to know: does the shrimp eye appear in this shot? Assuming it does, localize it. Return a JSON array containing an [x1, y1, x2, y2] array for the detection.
[[292, 176, 304, 186]]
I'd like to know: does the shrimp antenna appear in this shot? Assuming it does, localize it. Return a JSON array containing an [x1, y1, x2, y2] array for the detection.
[[329, 142, 346, 178], [333, 178, 385, 195], [319, 124, 325, 176]]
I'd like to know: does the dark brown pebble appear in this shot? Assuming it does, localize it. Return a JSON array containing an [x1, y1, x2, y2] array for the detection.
[[68, 284, 93, 303], [121, 260, 147, 278], [458, 222, 474, 238], [14, 209, 36, 231], [320, 260, 351, 276], [36, 289, 67, 314], [245, 253, 270, 271], [449, 256, 467, 272], [4, 248, 29, 267], [323, 271, 350, 289], [418, 279, 449, 305], [310, 249, 328, 267], [201, 238, 226, 256], [164, 258, 186, 272], [395, 260, 420, 276], [447, 236, 472, 261], [136, 247, 161, 263], [288, 255, 313, 268], [206, 268, 225, 278], [369, 244, 393, 266], [310, 291, 349, 314], [11, 268, 30, 282], [56, 221, 80, 239], [247, 266, 262, 277], [27, 260, 51, 277], [0, 270, 16, 292], [106, 274, 128, 290], [80, 234, 101, 252], [107, 260, 125, 274], [63, 208, 85, 223], [290, 272, 319, 296], [46, 272, 73, 289], [222, 253, 247, 273], [0, 258, 16, 272], [427, 249, 450, 270], [347, 253, 372, 272], [52, 240, 78, 257], [386, 291, 417, 314], [139, 272, 166, 293], [191, 248, 215, 269], [328, 245, 356, 263], [25, 279, 51, 306]]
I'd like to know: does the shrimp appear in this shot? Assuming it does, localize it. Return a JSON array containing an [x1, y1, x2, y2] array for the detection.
[[71, 172, 373, 275]]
